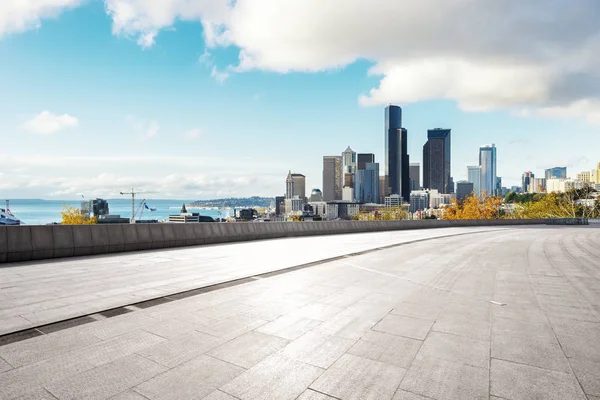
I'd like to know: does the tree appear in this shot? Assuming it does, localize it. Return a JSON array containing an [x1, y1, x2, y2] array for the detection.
[[353, 206, 408, 221], [442, 192, 503, 220], [60, 205, 98, 225], [504, 191, 517, 204]]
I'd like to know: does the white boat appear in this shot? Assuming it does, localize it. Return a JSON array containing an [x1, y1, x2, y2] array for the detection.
[[0, 200, 21, 225]]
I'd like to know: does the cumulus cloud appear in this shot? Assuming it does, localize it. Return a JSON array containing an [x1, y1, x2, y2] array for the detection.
[[0, 0, 83, 38], [21, 110, 79, 134], [210, 66, 229, 83], [0, 155, 284, 199], [101, 0, 600, 123]]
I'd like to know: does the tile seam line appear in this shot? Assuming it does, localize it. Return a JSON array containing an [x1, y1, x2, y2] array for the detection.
[[0, 228, 508, 342]]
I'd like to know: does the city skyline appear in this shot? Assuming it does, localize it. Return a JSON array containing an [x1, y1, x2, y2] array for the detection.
[[1, 1, 600, 199]]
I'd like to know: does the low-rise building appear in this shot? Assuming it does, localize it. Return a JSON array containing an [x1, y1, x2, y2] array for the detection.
[[384, 194, 403, 207]]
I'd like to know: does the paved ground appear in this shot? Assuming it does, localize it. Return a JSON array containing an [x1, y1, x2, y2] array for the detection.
[[0, 226, 599, 400], [0, 227, 504, 335]]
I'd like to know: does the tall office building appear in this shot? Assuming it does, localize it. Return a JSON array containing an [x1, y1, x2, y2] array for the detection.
[[322, 156, 343, 201], [409, 163, 420, 191], [357, 153, 375, 170], [479, 144, 497, 196], [342, 146, 357, 194], [522, 171, 534, 193], [422, 129, 452, 194], [291, 174, 306, 200], [545, 167, 567, 180], [467, 166, 481, 196], [355, 163, 380, 204], [384, 105, 410, 202], [456, 181, 474, 202], [285, 171, 294, 199]]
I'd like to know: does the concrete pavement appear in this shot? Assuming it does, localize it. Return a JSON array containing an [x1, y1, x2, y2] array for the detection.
[[0, 226, 599, 400]]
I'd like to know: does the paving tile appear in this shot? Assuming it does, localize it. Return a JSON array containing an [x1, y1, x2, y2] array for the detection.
[[208, 331, 289, 369], [197, 299, 254, 320], [569, 358, 600, 397], [12, 387, 58, 400], [441, 300, 491, 322], [221, 354, 324, 400], [557, 332, 600, 362], [313, 313, 378, 340], [492, 332, 570, 373], [490, 358, 587, 400], [549, 317, 600, 341], [256, 314, 322, 341], [288, 303, 344, 321], [0, 316, 33, 336], [373, 314, 433, 340], [0, 330, 101, 368], [542, 304, 600, 322], [135, 355, 245, 400], [391, 390, 431, 400], [108, 390, 148, 400], [310, 353, 406, 400], [347, 330, 421, 369], [296, 389, 338, 399], [0, 357, 12, 373], [432, 315, 491, 341], [400, 354, 489, 400], [492, 304, 549, 323], [492, 317, 557, 343], [391, 302, 442, 321], [196, 314, 269, 340], [202, 390, 239, 400], [137, 330, 227, 368], [280, 331, 356, 369], [140, 313, 216, 339], [418, 331, 489, 369], [45, 354, 167, 400]]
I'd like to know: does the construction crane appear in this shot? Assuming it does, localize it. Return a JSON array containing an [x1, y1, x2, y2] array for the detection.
[[119, 188, 158, 223]]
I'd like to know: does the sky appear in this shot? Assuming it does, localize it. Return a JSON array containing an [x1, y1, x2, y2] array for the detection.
[[1, 0, 599, 200]]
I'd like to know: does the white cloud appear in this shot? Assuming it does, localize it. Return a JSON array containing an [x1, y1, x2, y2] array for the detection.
[[136, 30, 157, 48], [0, 155, 285, 199], [126, 116, 159, 140], [184, 128, 202, 139], [198, 49, 213, 66], [0, 0, 82, 38], [210, 66, 229, 84], [21, 110, 79, 134], [102, 0, 600, 123]]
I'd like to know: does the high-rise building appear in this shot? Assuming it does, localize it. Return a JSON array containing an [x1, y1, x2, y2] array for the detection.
[[423, 129, 452, 194], [384, 105, 410, 202], [467, 166, 481, 196], [479, 144, 497, 196], [379, 176, 386, 204], [496, 177, 502, 196], [456, 181, 474, 202], [409, 191, 429, 213], [529, 178, 546, 193], [285, 171, 294, 199], [275, 196, 285, 216], [291, 174, 306, 200], [545, 167, 567, 180], [342, 146, 356, 195], [522, 171, 535, 193], [577, 171, 591, 182], [355, 163, 380, 204], [409, 163, 420, 191], [357, 153, 375, 170], [323, 156, 343, 201]]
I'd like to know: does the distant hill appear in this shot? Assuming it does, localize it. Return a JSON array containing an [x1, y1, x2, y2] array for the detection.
[[187, 196, 273, 208]]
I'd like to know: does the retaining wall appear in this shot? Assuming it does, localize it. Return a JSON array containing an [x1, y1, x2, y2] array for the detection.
[[0, 219, 585, 264]]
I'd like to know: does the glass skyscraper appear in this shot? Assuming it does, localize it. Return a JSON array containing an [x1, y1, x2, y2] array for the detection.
[[355, 162, 380, 204], [467, 166, 481, 196], [545, 167, 567, 180], [479, 144, 497, 196], [385, 105, 410, 202], [423, 128, 452, 194]]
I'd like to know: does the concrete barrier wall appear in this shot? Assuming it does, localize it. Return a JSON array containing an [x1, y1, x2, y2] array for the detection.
[[0, 218, 585, 264]]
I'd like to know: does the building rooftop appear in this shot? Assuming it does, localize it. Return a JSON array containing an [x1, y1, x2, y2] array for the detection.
[[0, 225, 598, 400]]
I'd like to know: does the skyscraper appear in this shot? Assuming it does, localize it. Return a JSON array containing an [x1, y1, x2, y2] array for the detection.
[[522, 171, 535, 193], [409, 163, 420, 191], [357, 153, 375, 170], [422, 129, 452, 194], [285, 171, 294, 199], [456, 181, 474, 202], [545, 167, 567, 180], [467, 166, 481, 196], [384, 105, 410, 202], [355, 163, 380, 203], [479, 144, 497, 196], [322, 156, 343, 201], [342, 146, 357, 199], [291, 174, 306, 200]]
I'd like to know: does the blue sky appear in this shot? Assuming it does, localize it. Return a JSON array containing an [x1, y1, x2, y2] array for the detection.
[[1, 0, 599, 199]]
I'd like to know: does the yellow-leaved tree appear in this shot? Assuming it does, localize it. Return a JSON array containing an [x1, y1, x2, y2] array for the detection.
[[354, 206, 408, 221], [60, 205, 98, 225], [443, 192, 503, 220]]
